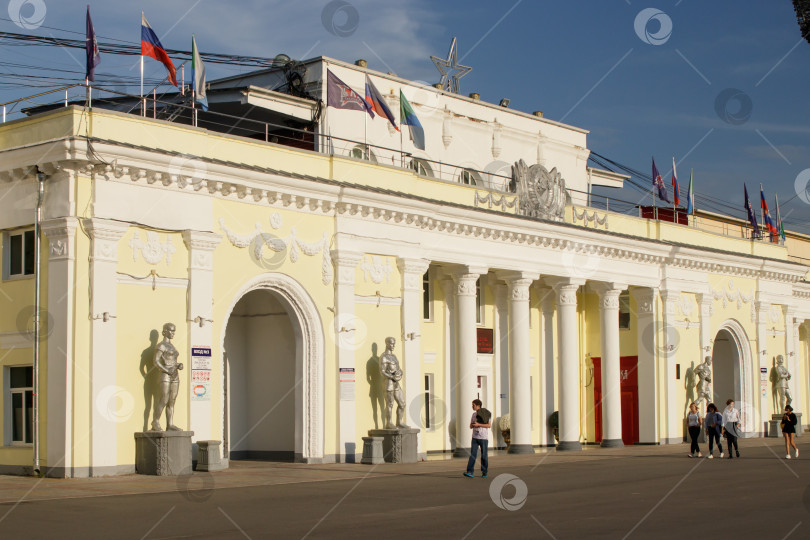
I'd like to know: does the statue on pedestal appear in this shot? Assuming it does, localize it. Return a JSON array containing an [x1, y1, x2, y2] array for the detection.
[[151, 322, 184, 431], [694, 356, 712, 413], [380, 337, 408, 429], [775, 355, 793, 411]]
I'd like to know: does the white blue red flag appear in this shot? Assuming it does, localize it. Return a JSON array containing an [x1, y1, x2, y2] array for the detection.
[[141, 13, 177, 86], [760, 185, 778, 237], [365, 75, 399, 131], [671, 157, 681, 207]]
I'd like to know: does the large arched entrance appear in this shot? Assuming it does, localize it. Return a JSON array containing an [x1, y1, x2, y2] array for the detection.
[[221, 274, 324, 462], [710, 320, 755, 434]]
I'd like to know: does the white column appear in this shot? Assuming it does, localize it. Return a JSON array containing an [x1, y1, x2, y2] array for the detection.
[[786, 308, 803, 414], [593, 282, 627, 447], [546, 277, 584, 451], [84, 218, 128, 476], [331, 251, 363, 462], [632, 287, 659, 443], [42, 217, 78, 478], [756, 299, 770, 425], [182, 231, 221, 446], [440, 277, 457, 451], [451, 266, 487, 457], [397, 257, 429, 458], [659, 289, 680, 444], [494, 283, 509, 447], [538, 286, 555, 446], [500, 272, 539, 454]]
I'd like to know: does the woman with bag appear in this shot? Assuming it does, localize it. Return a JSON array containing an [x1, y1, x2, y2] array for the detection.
[[781, 405, 799, 459], [722, 399, 741, 459], [687, 402, 703, 457]]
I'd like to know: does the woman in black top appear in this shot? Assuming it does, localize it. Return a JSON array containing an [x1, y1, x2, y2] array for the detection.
[[782, 405, 799, 459]]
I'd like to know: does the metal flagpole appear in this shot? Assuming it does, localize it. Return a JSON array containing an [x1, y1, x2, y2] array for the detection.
[[140, 55, 144, 117]]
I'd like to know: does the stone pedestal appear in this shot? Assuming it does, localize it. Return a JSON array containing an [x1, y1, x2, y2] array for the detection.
[[368, 428, 419, 463], [135, 431, 194, 476], [361, 437, 384, 464], [769, 413, 802, 438], [196, 440, 228, 472]]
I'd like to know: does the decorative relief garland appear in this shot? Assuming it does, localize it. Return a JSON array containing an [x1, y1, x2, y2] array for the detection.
[[572, 207, 609, 229], [474, 191, 518, 212], [218, 217, 333, 285]]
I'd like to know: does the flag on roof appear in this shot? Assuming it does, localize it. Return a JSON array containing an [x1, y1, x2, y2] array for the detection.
[[399, 90, 425, 150], [671, 157, 681, 207], [365, 75, 399, 131], [652, 158, 669, 203], [686, 169, 694, 215], [85, 6, 100, 82], [775, 193, 787, 243], [760, 185, 778, 239], [191, 35, 208, 111], [326, 70, 371, 114], [141, 13, 177, 86], [744, 184, 760, 239]]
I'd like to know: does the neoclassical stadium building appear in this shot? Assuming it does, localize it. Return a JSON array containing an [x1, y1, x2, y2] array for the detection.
[[1, 56, 809, 476]]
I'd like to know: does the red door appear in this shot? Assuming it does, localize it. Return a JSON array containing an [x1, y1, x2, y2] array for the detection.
[[592, 356, 639, 445]]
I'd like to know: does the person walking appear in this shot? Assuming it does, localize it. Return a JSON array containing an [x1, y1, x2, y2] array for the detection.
[[704, 403, 723, 459], [781, 404, 799, 459], [464, 399, 490, 478], [722, 399, 741, 459], [687, 402, 703, 457]]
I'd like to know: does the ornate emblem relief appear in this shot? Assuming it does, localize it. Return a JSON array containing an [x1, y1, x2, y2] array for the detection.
[[360, 255, 392, 284], [511, 159, 567, 221], [129, 231, 176, 265]]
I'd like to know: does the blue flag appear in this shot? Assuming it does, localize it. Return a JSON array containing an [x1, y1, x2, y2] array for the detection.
[[400, 90, 425, 150], [652, 158, 669, 203], [85, 6, 101, 82], [744, 184, 760, 239], [686, 169, 694, 215]]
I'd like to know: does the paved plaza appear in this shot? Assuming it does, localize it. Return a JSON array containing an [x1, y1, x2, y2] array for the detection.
[[0, 438, 808, 539]]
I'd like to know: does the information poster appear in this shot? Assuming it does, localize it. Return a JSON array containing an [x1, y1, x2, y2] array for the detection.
[[760, 367, 768, 397], [191, 346, 212, 401], [339, 367, 355, 401]]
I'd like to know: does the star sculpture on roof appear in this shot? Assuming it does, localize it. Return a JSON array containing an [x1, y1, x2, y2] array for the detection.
[[430, 37, 472, 94]]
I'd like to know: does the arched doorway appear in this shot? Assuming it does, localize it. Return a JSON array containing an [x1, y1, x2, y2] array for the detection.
[[221, 274, 324, 462], [710, 320, 755, 435]]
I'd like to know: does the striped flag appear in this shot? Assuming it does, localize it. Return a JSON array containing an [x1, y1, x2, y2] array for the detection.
[[686, 169, 694, 215], [141, 13, 177, 86], [671, 157, 681, 207]]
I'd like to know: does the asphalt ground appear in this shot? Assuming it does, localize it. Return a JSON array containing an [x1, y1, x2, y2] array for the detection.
[[0, 437, 808, 539]]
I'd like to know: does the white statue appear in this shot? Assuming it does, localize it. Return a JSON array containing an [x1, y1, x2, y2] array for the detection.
[[694, 356, 712, 413], [511, 159, 568, 221], [380, 337, 408, 429], [775, 355, 793, 412]]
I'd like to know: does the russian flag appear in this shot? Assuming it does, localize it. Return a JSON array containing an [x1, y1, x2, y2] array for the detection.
[[671, 157, 681, 207], [141, 13, 177, 86], [760, 185, 778, 237], [365, 75, 399, 131]]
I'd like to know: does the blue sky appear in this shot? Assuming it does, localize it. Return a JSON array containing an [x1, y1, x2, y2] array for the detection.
[[2, 0, 810, 232]]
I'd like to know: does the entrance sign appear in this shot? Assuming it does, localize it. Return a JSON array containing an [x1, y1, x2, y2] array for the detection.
[[191, 346, 212, 370], [339, 367, 355, 401], [477, 328, 494, 354]]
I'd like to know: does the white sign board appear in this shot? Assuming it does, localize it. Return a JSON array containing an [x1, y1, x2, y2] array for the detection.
[[339, 367, 355, 401]]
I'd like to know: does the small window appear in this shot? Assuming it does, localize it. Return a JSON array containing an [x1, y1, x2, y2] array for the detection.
[[460, 168, 480, 186], [424, 373, 435, 430], [8, 366, 34, 444], [4, 229, 36, 279], [422, 270, 433, 321], [350, 145, 377, 163], [410, 158, 434, 177], [619, 292, 631, 330]]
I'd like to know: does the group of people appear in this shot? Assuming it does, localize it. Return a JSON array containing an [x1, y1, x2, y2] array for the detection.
[[686, 399, 800, 459]]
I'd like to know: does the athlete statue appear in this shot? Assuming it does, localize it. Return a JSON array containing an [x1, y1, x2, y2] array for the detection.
[[380, 337, 408, 429], [151, 323, 184, 431]]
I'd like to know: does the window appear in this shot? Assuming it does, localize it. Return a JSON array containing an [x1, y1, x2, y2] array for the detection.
[[476, 277, 484, 325], [424, 373, 435, 430], [409, 158, 434, 178], [3, 229, 35, 279], [7, 366, 33, 444], [422, 270, 433, 321], [350, 145, 377, 163], [619, 292, 631, 330], [460, 168, 480, 186]]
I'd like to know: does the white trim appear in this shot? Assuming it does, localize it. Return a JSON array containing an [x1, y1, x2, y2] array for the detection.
[[116, 273, 189, 289], [353, 294, 401, 306], [0, 332, 33, 349]]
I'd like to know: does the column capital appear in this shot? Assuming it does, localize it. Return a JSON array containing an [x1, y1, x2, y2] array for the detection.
[[396, 257, 430, 276], [83, 218, 128, 264], [446, 264, 489, 278], [630, 286, 657, 316], [496, 270, 540, 283], [182, 230, 222, 252], [543, 276, 586, 291], [590, 282, 627, 297], [329, 250, 363, 268], [41, 217, 79, 262]]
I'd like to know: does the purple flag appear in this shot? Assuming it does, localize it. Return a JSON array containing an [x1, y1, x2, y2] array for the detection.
[[326, 70, 371, 114], [86, 6, 100, 82], [652, 158, 669, 203], [744, 184, 760, 239]]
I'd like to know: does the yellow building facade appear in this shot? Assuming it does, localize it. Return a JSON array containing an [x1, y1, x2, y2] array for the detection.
[[0, 102, 809, 476]]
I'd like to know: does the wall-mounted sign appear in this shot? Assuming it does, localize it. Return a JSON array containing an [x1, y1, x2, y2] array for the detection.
[[339, 367, 355, 401], [760, 367, 768, 397], [477, 328, 494, 354], [191, 383, 210, 401], [191, 346, 212, 370]]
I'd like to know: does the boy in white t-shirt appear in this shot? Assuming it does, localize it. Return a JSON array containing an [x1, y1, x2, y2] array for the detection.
[[464, 399, 491, 478]]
